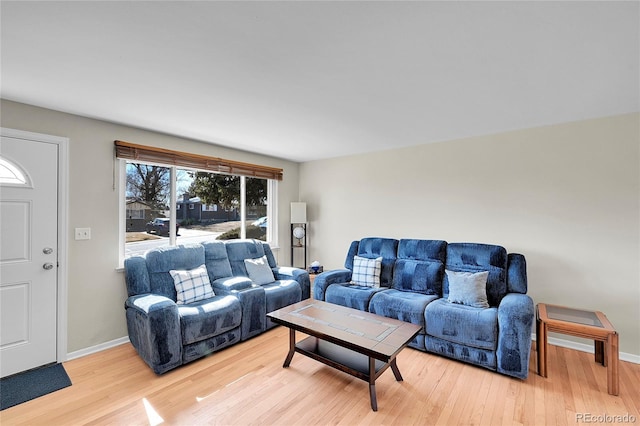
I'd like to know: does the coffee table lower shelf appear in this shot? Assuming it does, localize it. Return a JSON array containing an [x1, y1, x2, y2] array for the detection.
[[267, 300, 421, 411], [284, 331, 403, 411]]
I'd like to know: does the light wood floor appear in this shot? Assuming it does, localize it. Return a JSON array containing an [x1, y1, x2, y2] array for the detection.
[[2, 326, 639, 425]]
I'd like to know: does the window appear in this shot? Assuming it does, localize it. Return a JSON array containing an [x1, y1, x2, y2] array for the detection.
[[202, 204, 218, 212], [117, 141, 281, 263], [0, 156, 30, 186]]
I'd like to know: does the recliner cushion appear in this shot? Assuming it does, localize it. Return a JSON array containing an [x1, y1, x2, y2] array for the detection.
[[203, 241, 233, 280], [392, 259, 444, 295], [425, 299, 498, 351], [325, 284, 386, 311], [146, 244, 206, 301], [225, 240, 266, 277], [398, 239, 447, 262], [369, 289, 437, 332], [355, 238, 398, 287], [445, 243, 507, 307], [263, 280, 302, 317]]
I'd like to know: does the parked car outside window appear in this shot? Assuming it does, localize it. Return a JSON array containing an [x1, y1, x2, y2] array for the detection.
[[252, 216, 267, 228], [145, 218, 179, 236]]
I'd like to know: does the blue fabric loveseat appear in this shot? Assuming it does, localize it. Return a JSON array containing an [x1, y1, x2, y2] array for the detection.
[[313, 237, 534, 379], [124, 239, 310, 374]]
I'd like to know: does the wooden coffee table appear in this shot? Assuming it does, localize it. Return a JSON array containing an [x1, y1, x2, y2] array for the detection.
[[536, 303, 619, 395], [267, 299, 422, 411]]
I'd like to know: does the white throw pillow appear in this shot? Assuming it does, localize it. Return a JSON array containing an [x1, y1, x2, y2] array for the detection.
[[169, 264, 215, 305], [244, 255, 275, 285], [446, 270, 490, 308], [351, 255, 383, 288]]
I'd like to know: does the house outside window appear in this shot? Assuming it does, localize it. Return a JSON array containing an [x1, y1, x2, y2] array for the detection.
[[126, 199, 152, 220]]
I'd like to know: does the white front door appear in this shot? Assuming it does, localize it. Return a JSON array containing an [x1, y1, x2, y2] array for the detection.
[[0, 135, 58, 377]]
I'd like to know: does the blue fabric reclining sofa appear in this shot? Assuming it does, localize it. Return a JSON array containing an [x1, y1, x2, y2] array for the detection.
[[314, 237, 534, 379], [124, 239, 310, 374]]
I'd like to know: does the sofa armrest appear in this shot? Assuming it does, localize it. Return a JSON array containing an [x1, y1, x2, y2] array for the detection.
[[273, 266, 311, 300], [313, 269, 352, 301], [211, 276, 254, 294], [233, 285, 267, 340], [124, 255, 151, 297], [507, 253, 527, 294], [497, 293, 534, 379], [124, 294, 182, 374], [209, 276, 267, 340]]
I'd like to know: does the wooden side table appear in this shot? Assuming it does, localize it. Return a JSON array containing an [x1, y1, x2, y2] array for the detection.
[[309, 274, 316, 298], [536, 303, 619, 395], [309, 273, 318, 299]]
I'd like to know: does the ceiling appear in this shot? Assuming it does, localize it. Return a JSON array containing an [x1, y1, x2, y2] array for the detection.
[[1, 1, 638, 163]]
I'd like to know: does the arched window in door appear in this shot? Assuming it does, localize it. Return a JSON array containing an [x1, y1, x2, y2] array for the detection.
[[0, 156, 31, 187]]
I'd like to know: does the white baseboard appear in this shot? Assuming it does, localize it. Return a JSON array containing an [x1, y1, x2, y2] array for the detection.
[[66, 336, 130, 361], [64, 334, 640, 365], [532, 333, 640, 364]]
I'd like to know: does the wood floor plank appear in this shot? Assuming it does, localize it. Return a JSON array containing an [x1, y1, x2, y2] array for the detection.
[[1, 327, 639, 425]]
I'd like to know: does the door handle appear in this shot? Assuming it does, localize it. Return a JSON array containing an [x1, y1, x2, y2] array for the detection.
[[43, 263, 54, 270], [43, 247, 54, 255]]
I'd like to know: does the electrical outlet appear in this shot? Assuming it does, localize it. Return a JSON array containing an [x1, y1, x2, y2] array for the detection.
[[75, 227, 91, 240]]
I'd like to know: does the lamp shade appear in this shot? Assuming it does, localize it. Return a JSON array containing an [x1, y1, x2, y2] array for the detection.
[[290, 202, 307, 223]]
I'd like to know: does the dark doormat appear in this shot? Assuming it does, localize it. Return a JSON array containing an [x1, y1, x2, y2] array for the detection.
[[0, 363, 72, 410]]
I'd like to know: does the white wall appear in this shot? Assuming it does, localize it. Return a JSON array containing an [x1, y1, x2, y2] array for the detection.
[[2, 99, 637, 359], [299, 113, 640, 357], [0, 99, 301, 353]]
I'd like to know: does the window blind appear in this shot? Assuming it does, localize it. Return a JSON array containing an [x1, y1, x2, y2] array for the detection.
[[114, 140, 283, 181]]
